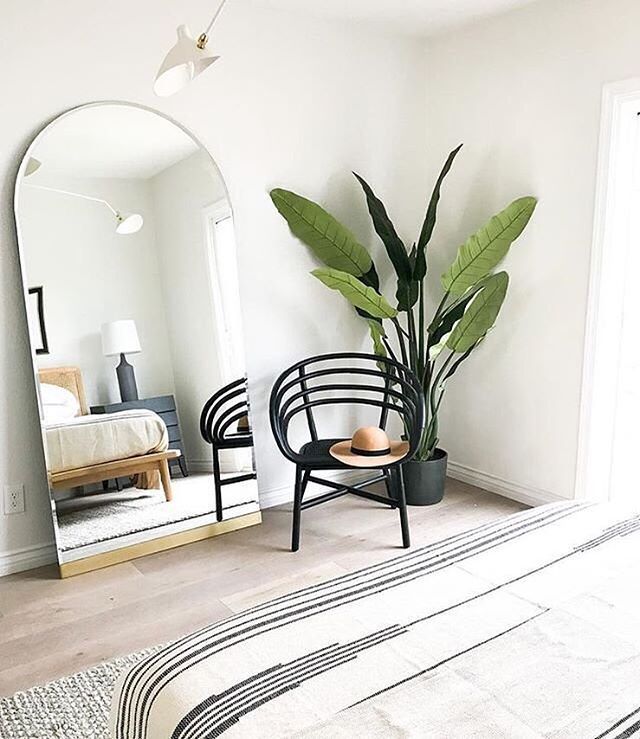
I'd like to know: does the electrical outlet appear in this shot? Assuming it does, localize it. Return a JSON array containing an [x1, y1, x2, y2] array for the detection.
[[4, 484, 25, 515]]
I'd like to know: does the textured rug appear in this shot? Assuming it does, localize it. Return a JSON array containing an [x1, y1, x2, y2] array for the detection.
[[0, 648, 162, 739], [56, 474, 259, 551]]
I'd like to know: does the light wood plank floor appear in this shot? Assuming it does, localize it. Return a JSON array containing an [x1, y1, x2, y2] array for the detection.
[[0, 480, 525, 696]]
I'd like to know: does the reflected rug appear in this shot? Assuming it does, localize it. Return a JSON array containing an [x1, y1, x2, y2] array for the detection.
[[56, 475, 258, 551]]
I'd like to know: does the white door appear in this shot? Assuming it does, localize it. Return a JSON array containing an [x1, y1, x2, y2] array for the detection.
[[609, 117, 640, 502]]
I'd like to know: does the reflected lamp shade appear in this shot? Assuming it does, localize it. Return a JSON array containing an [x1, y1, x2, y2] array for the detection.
[[101, 320, 141, 357], [154, 25, 220, 97]]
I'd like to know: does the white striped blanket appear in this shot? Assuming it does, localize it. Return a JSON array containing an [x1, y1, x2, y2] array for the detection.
[[111, 501, 640, 738]]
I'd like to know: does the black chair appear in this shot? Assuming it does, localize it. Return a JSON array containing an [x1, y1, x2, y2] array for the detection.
[[269, 352, 425, 552], [200, 377, 257, 522]]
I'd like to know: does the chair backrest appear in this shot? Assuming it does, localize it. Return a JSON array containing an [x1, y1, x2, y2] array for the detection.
[[200, 377, 252, 446], [269, 352, 425, 466]]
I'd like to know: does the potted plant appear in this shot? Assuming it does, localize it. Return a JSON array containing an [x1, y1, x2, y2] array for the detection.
[[270, 145, 537, 505]]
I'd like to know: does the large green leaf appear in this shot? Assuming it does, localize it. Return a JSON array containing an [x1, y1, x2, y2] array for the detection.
[[428, 293, 473, 347], [271, 188, 373, 276], [428, 331, 453, 361], [396, 277, 419, 311], [353, 173, 412, 283], [446, 272, 509, 353], [428, 274, 493, 347], [442, 338, 484, 382], [312, 268, 398, 319], [441, 197, 537, 296], [417, 144, 463, 256], [360, 264, 381, 291], [366, 319, 387, 357]]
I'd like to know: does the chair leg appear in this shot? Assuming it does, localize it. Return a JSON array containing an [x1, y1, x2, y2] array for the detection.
[[394, 466, 410, 549], [300, 469, 311, 498], [383, 468, 395, 501], [178, 456, 189, 477], [213, 446, 223, 522], [291, 465, 304, 552]]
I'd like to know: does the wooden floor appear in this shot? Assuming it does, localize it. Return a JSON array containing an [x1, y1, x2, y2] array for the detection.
[[0, 479, 525, 696]]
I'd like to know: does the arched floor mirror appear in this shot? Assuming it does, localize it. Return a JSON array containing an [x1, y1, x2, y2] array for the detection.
[[14, 102, 262, 577]]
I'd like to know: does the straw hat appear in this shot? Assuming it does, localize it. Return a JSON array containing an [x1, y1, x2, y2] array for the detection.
[[329, 426, 409, 468]]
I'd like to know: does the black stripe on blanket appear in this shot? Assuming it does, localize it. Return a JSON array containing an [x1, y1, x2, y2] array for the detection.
[[173, 625, 407, 739], [595, 705, 640, 739], [117, 503, 586, 739]]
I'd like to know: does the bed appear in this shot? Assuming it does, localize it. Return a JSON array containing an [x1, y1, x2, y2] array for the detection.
[[39, 367, 180, 501], [111, 501, 640, 738]]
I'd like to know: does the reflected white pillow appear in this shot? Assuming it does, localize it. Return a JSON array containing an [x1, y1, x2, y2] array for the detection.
[[40, 383, 80, 423]]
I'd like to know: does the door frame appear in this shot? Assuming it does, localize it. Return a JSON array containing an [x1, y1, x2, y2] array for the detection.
[[575, 78, 640, 502], [202, 198, 235, 384], [202, 198, 249, 473]]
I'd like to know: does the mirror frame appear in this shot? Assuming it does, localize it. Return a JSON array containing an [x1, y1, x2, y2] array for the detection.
[[13, 101, 262, 577]]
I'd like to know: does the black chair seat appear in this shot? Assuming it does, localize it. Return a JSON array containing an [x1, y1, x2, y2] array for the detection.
[[221, 431, 254, 448], [299, 438, 350, 468]]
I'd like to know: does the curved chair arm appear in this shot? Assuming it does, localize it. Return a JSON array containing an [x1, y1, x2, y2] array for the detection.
[[269, 352, 425, 467]]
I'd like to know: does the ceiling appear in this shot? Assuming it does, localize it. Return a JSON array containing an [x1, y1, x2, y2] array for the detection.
[[30, 104, 199, 180], [253, 0, 537, 36]]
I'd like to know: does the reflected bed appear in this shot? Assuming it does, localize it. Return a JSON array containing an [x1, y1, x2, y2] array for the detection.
[[39, 367, 179, 500]]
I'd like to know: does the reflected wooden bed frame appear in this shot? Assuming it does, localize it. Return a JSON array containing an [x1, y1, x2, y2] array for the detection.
[[37, 366, 262, 578], [39, 366, 179, 502]]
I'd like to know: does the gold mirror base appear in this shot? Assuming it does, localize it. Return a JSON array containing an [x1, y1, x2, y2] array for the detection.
[[58, 510, 262, 578]]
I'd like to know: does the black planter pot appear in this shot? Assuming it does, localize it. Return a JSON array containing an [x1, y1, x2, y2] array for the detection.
[[402, 449, 448, 506]]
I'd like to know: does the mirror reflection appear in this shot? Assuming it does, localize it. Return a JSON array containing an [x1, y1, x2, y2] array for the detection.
[[16, 103, 260, 570]]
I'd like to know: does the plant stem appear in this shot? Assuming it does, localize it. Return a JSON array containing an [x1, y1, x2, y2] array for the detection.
[[381, 335, 398, 362], [431, 292, 449, 326], [407, 308, 418, 374], [392, 317, 409, 366], [395, 320, 410, 339], [430, 351, 455, 410], [418, 281, 425, 378], [422, 351, 455, 458]]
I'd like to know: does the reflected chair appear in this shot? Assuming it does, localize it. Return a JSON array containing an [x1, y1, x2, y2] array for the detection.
[[200, 377, 257, 522], [269, 352, 425, 552]]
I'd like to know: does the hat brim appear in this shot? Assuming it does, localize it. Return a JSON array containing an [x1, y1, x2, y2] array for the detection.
[[329, 439, 410, 468]]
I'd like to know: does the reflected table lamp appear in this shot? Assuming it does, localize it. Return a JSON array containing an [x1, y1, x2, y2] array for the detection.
[[101, 320, 142, 402]]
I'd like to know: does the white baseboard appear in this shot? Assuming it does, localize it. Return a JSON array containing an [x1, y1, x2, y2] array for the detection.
[[187, 460, 213, 474], [447, 460, 567, 508], [187, 460, 255, 475], [0, 542, 57, 577], [259, 464, 567, 511]]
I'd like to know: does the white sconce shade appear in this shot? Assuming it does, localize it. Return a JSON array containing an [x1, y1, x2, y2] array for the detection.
[[116, 213, 144, 235], [101, 320, 142, 357], [25, 158, 42, 177], [25, 184, 143, 236], [154, 25, 220, 97]]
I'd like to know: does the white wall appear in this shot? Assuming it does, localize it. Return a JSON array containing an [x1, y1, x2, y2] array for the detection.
[[0, 0, 427, 573], [19, 176, 176, 406], [422, 0, 640, 503], [151, 151, 228, 467]]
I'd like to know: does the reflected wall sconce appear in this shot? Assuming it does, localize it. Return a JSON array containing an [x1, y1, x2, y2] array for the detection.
[[154, 0, 228, 97], [25, 184, 144, 235], [24, 158, 41, 177]]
